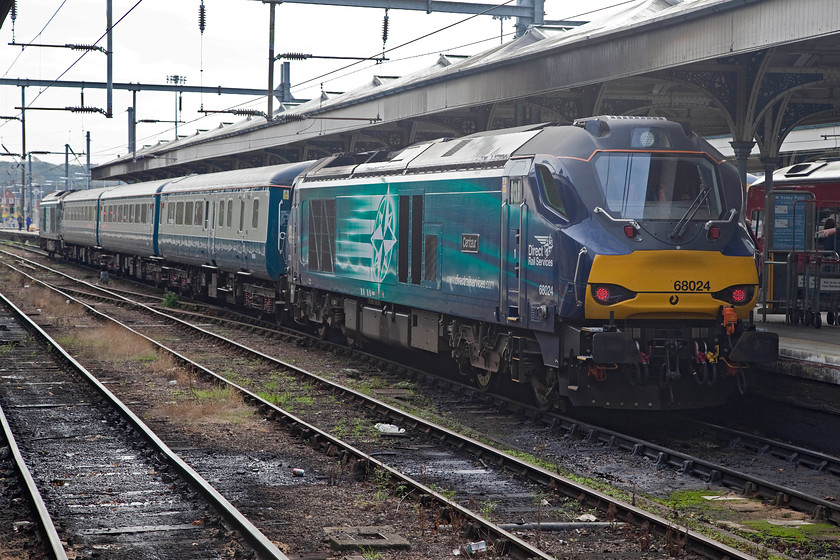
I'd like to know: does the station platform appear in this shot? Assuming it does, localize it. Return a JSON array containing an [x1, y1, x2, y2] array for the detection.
[[755, 310, 840, 389]]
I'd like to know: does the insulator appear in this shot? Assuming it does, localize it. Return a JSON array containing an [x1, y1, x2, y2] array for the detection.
[[282, 52, 310, 60], [198, 1, 206, 33], [382, 9, 389, 45], [11, 0, 17, 21], [232, 109, 265, 117]]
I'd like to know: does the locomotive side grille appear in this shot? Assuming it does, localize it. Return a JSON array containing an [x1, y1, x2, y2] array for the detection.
[[308, 199, 335, 273], [424, 234, 437, 282]]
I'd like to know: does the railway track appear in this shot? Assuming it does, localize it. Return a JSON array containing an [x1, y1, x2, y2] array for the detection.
[[0, 249, 790, 558], [0, 292, 289, 559]]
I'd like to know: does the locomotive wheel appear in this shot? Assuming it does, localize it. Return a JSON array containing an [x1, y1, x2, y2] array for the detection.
[[475, 369, 498, 392], [341, 326, 363, 349], [530, 371, 557, 411], [736, 369, 748, 395], [314, 322, 330, 339]]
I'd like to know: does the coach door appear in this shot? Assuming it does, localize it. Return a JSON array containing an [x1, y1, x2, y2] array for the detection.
[[501, 162, 529, 323], [207, 199, 217, 259]]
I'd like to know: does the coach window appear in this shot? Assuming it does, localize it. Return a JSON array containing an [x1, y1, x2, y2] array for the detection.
[[175, 201, 183, 225], [227, 198, 233, 228], [129, 204, 136, 223], [134, 204, 141, 223], [238, 200, 245, 232], [194, 201, 203, 227], [168, 201, 176, 224], [141, 204, 148, 224], [185, 201, 194, 226], [124, 204, 130, 222], [252, 199, 260, 229], [218, 200, 225, 227]]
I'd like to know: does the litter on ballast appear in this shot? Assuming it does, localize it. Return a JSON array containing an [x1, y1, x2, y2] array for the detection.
[[374, 423, 405, 434]]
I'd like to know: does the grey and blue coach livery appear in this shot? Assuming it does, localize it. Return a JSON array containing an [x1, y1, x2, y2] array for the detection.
[[40, 116, 778, 410]]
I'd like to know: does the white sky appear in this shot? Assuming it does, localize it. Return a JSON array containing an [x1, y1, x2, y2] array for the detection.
[[0, 0, 622, 177]]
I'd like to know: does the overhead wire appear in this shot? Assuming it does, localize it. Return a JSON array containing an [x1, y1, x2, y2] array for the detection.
[[1, 0, 69, 80], [90, 0, 632, 162], [0, 0, 145, 180], [22, 0, 146, 112]]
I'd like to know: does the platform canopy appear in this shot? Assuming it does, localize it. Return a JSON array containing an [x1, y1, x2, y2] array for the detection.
[[93, 0, 840, 182]]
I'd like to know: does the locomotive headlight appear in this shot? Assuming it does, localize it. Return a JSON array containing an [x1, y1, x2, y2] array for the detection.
[[591, 284, 637, 305], [712, 284, 754, 305]]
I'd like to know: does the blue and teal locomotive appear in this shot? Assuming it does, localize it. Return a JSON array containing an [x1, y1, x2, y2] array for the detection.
[[40, 116, 778, 410]]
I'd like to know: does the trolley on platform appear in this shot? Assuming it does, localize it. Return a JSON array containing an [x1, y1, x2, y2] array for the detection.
[[786, 248, 840, 328]]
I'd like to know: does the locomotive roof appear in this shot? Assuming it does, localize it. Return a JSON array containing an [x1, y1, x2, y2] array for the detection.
[[300, 116, 720, 183], [302, 123, 551, 181]]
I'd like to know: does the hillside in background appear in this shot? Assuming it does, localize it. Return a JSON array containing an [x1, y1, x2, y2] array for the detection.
[[0, 158, 121, 193]]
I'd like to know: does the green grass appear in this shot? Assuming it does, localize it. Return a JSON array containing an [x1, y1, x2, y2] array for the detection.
[[161, 291, 178, 308]]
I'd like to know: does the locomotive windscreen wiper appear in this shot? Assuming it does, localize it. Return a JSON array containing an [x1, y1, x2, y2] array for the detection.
[[668, 187, 710, 240]]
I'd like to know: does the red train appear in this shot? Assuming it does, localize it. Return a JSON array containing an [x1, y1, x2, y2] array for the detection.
[[748, 159, 840, 326]]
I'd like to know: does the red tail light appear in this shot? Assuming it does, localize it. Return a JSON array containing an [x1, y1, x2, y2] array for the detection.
[[591, 284, 637, 305], [594, 286, 611, 302], [624, 224, 637, 238], [708, 226, 720, 240], [712, 284, 754, 305]]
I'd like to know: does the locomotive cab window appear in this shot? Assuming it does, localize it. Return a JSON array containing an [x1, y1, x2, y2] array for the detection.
[[594, 153, 722, 221], [535, 164, 568, 219]]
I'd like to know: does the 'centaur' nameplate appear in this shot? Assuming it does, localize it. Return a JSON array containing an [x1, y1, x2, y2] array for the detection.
[[461, 233, 479, 253]]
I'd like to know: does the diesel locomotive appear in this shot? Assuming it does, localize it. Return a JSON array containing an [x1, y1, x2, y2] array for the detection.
[[40, 116, 778, 410]]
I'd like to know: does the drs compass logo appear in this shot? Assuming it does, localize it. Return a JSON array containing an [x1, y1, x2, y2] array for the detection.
[[370, 196, 397, 282]]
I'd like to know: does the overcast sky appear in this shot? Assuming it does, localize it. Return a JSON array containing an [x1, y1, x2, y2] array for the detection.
[[0, 0, 622, 178]]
